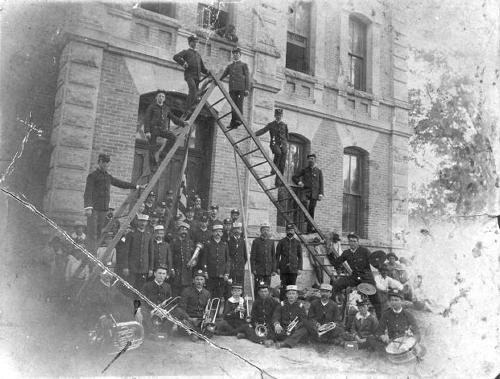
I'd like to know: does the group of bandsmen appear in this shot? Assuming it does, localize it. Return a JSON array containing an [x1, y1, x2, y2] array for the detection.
[[38, 34, 425, 359]]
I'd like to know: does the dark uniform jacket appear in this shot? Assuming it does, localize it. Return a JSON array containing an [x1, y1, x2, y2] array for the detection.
[[152, 240, 172, 271], [201, 238, 230, 278], [272, 300, 307, 328], [171, 236, 196, 286], [377, 308, 420, 341], [179, 285, 211, 318], [308, 299, 340, 326], [220, 60, 250, 91], [228, 235, 247, 275], [222, 296, 246, 325], [123, 229, 154, 274], [141, 280, 172, 310], [173, 48, 209, 80], [255, 120, 289, 147], [143, 102, 183, 134], [292, 166, 324, 199], [250, 237, 276, 275], [84, 168, 136, 211], [276, 237, 302, 274], [333, 246, 375, 283], [251, 296, 278, 326], [351, 312, 378, 338], [191, 226, 211, 245]]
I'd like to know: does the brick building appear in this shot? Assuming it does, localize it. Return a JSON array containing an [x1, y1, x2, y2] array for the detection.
[[1, 1, 409, 270]]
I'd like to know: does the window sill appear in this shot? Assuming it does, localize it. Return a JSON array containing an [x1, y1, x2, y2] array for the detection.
[[131, 8, 181, 29], [345, 85, 374, 101], [284, 68, 317, 84], [194, 27, 238, 47]]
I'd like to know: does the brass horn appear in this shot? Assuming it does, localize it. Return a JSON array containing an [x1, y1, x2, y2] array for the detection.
[[255, 323, 268, 338], [286, 316, 299, 336], [317, 322, 337, 337], [201, 298, 220, 336]]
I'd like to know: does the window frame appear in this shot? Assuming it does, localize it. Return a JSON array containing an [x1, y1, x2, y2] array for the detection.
[[197, 2, 230, 31], [140, 1, 176, 19], [286, 1, 312, 75], [348, 16, 367, 91], [342, 147, 367, 237]]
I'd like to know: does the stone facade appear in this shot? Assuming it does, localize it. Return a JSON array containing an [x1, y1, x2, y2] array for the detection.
[[2, 1, 409, 264]]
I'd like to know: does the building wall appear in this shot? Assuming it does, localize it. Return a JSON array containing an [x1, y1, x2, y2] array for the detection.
[[34, 0, 409, 252]]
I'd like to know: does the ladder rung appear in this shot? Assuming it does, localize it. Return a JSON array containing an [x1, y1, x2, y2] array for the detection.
[[264, 186, 279, 192], [210, 97, 226, 108], [256, 173, 275, 180], [249, 161, 269, 169], [234, 135, 252, 144], [241, 148, 260, 157], [281, 208, 299, 214], [217, 111, 232, 121]]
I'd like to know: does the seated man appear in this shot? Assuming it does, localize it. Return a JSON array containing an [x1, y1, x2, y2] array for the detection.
[[236, 281, 277, 346], [140, 266, 173, 340], [307, 284, 344, 344], [368, 289, 421, 353], [344, 299, 379, 350], [215, 284, 247, 336], [271, 285, 308, 349], [374, 264, 403, 310], [386, 253, 412, 300], [177, 270, 211, 341]]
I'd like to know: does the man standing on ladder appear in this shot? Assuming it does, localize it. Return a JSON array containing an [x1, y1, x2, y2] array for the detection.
[[173, 35, 209, 113], [292, 153, 324, 233], [255, 109, 289, 184]]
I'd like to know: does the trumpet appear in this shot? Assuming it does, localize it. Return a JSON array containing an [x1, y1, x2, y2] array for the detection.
[[245, 296, 251, 322], [201, 298, 220, 336], [286, 316, 299, 336], [187, 243, 203, 268], [317, 322, 337, 337], [255, 323, 268, 338]]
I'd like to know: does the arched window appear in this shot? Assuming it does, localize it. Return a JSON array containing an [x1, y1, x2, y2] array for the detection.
[[348, 15, 367, 91], [342, 147, 368, 237]]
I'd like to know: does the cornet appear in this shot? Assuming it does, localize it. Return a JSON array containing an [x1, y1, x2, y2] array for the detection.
[[286, 316, 299, 336], [187, 243, 203, 268], [317, 322, 336, 337], [255, 323, 268, 338]]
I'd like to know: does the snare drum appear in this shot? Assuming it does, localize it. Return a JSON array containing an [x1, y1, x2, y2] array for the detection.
[[385, 336, 425, 364]]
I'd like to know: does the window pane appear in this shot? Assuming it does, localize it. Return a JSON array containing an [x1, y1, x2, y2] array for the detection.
[[350, 155, 360, 194], [343, 194, 360, 234], [343, 154, 351, 192], [141, 2, 175, 18], [286, 41, 308, 73], [350, 56, 364, 90], [349, 18, 365, 56]]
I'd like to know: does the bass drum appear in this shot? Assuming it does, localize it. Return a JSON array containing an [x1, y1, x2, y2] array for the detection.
[[385, 336, 426, 364]]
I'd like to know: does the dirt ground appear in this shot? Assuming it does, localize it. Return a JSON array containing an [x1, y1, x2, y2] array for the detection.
[[0, 226, 498, 379]]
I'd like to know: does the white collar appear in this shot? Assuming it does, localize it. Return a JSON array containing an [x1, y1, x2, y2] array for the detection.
[[392, 307, 403, 314], [227, 296, 241, 303], [154, 279, 163, 286], [356, 311, 371, 320], [320, 299, 329, 306]]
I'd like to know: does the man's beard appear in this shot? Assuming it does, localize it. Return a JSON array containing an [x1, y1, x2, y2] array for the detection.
[[286, 233, 294, 238]]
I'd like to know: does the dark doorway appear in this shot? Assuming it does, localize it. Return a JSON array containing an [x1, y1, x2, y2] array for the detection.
[[132, 91, 214, 210]]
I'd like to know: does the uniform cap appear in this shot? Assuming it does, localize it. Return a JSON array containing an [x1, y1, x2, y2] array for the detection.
[[212, 223, 223, 231], [194, 269, 205, 278], [286, 223, 295, 230], [156, 89, 167, 97], [347, 232, 359, 240], [232, 222, 243, 229], [154, 225, 165, 231], [307, 153, 317, 159], [74, 220, 85, 227], [388, 289, 404, 299], [230, 209, 240, 214], [210, 204, 219, 210], [188, 35, 198, 43], [231, 283, 243, 289], [223, 218, 232, 225], [177, 221, 190, 230], [274, 108, 283, 115], [147, 191, 156, 198], [98, 153, 110, 162], [260, 222, 270, 229], [257, 281, 269, 290], [319, 283, 333, 291], [286, 285, 298, 292], [232, 47, 241, 54], [137, 213, 149, 221]]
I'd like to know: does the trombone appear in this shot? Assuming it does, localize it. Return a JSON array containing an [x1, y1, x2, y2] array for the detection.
[[286, 316, 299, 336], [201, 298, 220, 336], [151, 296, 180, 321], [317, 322, 337, 337]]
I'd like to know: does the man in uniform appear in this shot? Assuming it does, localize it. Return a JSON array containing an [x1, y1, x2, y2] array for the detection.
[[192, 215, 211, 246], [123, 213, 154, 290], [370, 289, 421, 353], [140, 265, 173, 339], [71, 220, 87, 245], [170, 221, 196, 296], [331, 232, 381, 318], [250, 223, 277, 298], [222, 218, 232, 243], [177, 270, 211, 341], [144, 89, 188, 164], [215, 283, 248, 336], [184, 206, 197, 230], [344, 299, 379, 350], [229, 208, 240, 227], [173, 35, 210, 113], [236, 282, 277, 346], [307, 283, 344, 344], [276, 223, 302, 301], [227, 222, 247, 285], [255, 108, 289, 178], [84, 153, 143, 251], [207, 204, 221, 230], [220, 47, 250, 130], [292, 153, 324, 233], [152, 225, 172, 271], [193, 194, 204, 221], [272, 285, 308, 348], [201, 222, 230, 302]]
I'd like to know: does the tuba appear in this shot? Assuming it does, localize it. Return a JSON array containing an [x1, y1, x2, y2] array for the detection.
[[88, 314, 144, 355], [255, 323, 268, 338], [286, 316, 299, 336], [317, 322, 337, 337], [201, 298, 220, 337]]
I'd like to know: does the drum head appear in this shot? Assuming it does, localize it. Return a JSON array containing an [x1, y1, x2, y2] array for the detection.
[[357, 282, 377, 296], [385, 336, 417, 354], [369, 250, 387, 269]]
